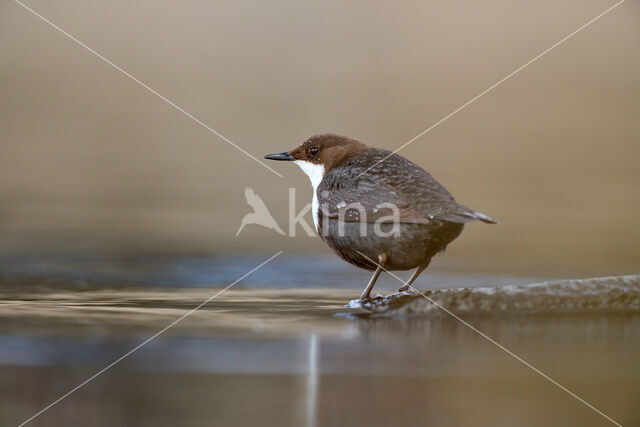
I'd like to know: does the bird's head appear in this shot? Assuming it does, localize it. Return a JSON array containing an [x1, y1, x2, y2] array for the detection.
[[264, 134, 368, 184]]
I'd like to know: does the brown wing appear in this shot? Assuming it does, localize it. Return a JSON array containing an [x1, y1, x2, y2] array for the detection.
[[317, 177, 429, 224], [317, 148, 497, 225]]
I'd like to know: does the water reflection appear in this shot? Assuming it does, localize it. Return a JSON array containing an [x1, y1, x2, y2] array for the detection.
[[1, 280, 639, 426]]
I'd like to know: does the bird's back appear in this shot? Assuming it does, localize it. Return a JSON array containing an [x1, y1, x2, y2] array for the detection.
[[323, 148, 487, 224]]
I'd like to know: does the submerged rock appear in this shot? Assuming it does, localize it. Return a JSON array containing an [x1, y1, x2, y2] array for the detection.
[[349, 274, 640, 316]]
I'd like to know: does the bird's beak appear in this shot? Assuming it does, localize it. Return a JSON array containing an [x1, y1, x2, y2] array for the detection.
[[264, 151, 294, 161]]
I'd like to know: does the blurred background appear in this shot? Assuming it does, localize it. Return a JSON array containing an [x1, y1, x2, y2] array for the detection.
[[2, 1, 639, 426], [1, 0, 639, 277]]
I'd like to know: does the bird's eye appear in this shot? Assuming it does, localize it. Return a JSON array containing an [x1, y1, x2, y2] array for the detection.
[[309, 146, 319, 155]]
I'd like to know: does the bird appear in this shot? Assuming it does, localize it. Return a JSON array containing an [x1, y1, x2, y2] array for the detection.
[[265, 134, 496, 301], [236, 187, 285, 236]]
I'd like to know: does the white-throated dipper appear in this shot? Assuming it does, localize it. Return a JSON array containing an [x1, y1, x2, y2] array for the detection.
[[265, 134, 496, 301]]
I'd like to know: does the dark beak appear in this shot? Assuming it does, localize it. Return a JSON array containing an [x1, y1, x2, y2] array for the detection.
[[264, 151, 294, 161]]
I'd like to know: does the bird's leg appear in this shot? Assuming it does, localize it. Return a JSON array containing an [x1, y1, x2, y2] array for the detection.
[[359, 253, 388, 301], [398, 260, 431, 292]]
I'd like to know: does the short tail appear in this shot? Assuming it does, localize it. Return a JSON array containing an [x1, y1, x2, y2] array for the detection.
[[437, 205, 498, 224], [471, 211, 498, 224]]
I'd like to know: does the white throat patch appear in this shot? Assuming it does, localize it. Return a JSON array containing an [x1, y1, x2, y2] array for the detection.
[[294, 160, 325, 230]]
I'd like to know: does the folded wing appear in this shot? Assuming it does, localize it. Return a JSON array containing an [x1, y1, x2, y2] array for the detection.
[[317, 149, 497, 225]]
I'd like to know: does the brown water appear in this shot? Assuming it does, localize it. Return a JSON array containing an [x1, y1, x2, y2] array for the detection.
[[1, 257, 638, 427]]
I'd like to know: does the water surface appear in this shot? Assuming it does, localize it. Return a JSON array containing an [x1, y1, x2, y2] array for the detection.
[[1, 254, 638, 426]]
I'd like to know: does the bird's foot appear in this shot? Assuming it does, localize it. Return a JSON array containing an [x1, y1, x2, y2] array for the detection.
[[348, 292, 383, 309], [349, 291, 422, 313], [346, 297, 370, 309]]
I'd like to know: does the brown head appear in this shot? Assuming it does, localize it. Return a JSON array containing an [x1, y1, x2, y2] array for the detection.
[[264, 134, 368, 177], [265, 134, 369, 229]]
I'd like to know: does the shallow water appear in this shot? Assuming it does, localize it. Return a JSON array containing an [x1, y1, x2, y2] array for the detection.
[[1, 255, 639, 426]]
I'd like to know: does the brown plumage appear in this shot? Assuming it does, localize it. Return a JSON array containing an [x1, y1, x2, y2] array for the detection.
[[265, 134, 496, 301]]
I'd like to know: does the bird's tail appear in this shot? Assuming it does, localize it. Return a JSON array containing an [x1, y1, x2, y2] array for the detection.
[[235, 218, 247, 236], [471, 211, 498, 224]]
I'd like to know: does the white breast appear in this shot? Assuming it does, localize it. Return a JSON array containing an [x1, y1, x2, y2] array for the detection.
[[294, 160, 325, 230]]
